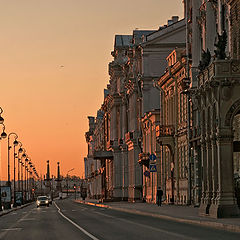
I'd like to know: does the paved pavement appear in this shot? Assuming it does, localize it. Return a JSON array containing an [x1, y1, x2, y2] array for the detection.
[[1, 198, 240, 240], [75, 198, 240, 233], [0, 203, 32, 217]]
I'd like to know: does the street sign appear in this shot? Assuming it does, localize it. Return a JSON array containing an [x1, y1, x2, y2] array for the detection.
[[149, 154, 156, 161], [149, 164, 157, 172], [144, 170, 150, 177]]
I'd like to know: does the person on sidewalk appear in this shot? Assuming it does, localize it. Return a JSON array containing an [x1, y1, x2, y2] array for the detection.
[[156, 187, 163, 206]]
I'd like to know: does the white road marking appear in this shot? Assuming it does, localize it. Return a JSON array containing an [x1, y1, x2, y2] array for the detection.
[[10, 212, 17, 215], [71, 210, 77, 212], [19, 218, 35, 221], [54, 202, 99, 240], [1, 228, 22, 231], [93, 211, 196, 240]]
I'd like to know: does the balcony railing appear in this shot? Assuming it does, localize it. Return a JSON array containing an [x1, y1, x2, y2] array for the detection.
[[106, 140, 113, 149], [125, 131, 134, 142], [198, 60, 240, 87], [156, 125, 175, 137]]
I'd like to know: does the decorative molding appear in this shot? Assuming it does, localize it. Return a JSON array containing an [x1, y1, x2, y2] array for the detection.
[[225, 98, 240, 126]]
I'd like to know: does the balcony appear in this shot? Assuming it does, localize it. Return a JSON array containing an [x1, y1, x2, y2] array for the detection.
[[125, 131, 134, 143], [106, 140, 113, 150], [93, 150, 113, 160], [138, 152, 150, 168], [198, 60, 240, 87], [156, 125, 175, 148]]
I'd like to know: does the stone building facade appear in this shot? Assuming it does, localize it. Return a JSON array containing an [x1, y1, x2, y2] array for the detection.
[[156, 48, 191, 205], [185, 0, 240, 217], [138, 18, 186, 203], [84, 0, 240, 217]]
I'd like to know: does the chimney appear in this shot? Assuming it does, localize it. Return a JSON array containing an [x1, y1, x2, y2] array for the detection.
[[172, 16, 179, 23]]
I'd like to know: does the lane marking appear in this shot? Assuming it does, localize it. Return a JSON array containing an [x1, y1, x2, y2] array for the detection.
[[93, 211, 196, 240], [54, 202, 99, 240], [19, 218, 35, 221], [71, 210, 77, 212], [1, 228, 22, 231]]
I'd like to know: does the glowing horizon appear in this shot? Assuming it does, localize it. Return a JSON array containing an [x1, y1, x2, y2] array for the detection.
[[0, 0, 183, 181]]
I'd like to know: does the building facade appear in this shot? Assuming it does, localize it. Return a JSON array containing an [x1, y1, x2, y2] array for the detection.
[[84, 0, 240, 217]]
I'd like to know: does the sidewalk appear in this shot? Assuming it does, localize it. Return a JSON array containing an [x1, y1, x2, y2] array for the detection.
[[0, 202, 33, 217], [75, 199, 240, 233]]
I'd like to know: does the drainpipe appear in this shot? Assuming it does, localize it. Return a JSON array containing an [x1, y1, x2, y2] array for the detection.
[[153, 79, 166, 200], [185, 0, 192, 205]]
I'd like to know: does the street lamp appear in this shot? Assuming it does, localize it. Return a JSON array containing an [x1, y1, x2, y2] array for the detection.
[[7, 133, 18, 186], [67, 168, 74, 196], [17, 146, 24, 191], [0, 122, 7, 212], [8, 133, 19, 207], [24, 157, 30, 202], [28, 160, 33, 200], [6, 132, 18, 209], [21, 152, 26, 194]]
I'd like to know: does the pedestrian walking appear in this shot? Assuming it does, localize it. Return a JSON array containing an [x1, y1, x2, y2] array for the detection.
[[156, 187, 163, 206]]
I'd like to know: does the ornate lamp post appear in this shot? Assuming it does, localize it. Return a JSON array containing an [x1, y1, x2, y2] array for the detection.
[[24, 157, 29, 202], [16, 145, 24, 206], [28, 160, 33, 200], [0, 122, 7, 211], [20, 152, 26, 194], [17, 147, 25, 192], [7, 133, 18, 187], [7, 133, 19, 207]]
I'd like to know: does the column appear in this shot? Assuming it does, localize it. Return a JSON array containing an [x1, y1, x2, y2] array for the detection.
[[199, 139, 208, 215], [205, 137, 213, 205], [210, 127, 240, 217], [111, 105, 117, 141], [211, 136, 218, 204]]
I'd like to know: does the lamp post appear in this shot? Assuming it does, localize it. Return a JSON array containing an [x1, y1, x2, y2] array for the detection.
[[18, 148, 25, 206], [67, 168, 74, 196], [7, 133, 18, 187], [7, 133, 19, 208], [17, 143, 23, 192], [21, 152, 26, 194], [28, 160, 33, 200], [24, 157, 29, 203], [7, 133, 18, 208], [0, 122, 7, 211]]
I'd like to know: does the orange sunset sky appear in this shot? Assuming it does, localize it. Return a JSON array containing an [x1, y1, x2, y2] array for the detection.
[[0, 0, 183, 180]]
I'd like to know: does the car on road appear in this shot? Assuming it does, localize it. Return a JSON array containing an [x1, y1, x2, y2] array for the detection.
[[36, 196, 50, 207]]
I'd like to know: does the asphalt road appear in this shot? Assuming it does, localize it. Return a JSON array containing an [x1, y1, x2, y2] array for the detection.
[[0, 198, 240, 240]]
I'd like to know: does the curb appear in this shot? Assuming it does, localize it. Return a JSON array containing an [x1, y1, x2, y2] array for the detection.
[[0, 202, 33, 217], [75, 200, 240, 233]]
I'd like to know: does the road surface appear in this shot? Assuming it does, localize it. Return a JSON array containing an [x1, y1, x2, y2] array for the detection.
[[0, 198, 240, 240]]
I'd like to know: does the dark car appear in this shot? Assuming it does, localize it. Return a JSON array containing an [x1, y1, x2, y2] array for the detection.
[[36, 196, 49, 207]]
